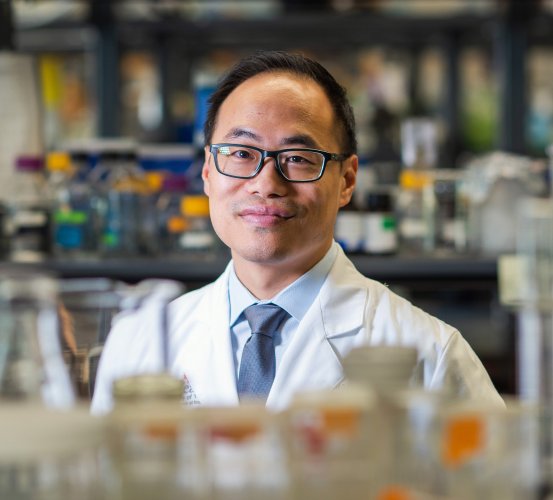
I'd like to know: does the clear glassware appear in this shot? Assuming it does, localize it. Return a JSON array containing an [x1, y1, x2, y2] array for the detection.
[[422, 169, 463, 254], [0, 405, 111, 500], [285, 386, 376, 500], [0, 268, 74, 409], [108, 374, 202, 500], [201, 404, 289, 500]]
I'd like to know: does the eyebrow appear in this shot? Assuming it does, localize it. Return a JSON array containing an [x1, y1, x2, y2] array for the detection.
[[223, 129, 320, 149], [280, 134, 318, 149], [224, 128, 261, 141]]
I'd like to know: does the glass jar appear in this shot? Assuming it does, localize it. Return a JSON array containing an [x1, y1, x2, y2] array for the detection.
[[285, 386, 377, 500], [108, 373, 204, 500]]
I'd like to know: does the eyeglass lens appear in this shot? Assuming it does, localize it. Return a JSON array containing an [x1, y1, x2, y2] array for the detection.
[[215, 145, 324, 181]]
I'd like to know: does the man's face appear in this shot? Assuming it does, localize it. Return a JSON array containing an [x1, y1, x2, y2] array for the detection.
[[202, 71, 357, 272]]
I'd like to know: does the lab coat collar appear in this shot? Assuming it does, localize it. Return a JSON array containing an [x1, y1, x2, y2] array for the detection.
[[319, 243, 368, 337]]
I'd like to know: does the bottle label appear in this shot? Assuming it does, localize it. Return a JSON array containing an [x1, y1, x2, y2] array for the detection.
[[53, 210, 88, 225], [364, 214, 398, 254], [335, 212, 364, 252], [53, 210, 89, 250], [13, 210, 47, 227], [179, 231, 215, 250]]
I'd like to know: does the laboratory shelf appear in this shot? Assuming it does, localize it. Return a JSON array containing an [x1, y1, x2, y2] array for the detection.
[[2, 252, 498, 288]]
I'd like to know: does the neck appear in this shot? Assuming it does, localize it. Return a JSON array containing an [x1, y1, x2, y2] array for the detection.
[[232, 244, 331, 300]]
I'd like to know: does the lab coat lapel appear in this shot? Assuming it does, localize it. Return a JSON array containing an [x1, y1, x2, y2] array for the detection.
[[267, 246, 367, 410], [177, 267, 239, 406]]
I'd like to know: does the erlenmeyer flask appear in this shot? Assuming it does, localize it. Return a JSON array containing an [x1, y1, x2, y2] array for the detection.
[[0, 268, 74, 408]]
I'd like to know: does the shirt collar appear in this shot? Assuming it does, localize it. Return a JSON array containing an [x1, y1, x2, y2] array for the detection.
[[229, 242, 338, 326]]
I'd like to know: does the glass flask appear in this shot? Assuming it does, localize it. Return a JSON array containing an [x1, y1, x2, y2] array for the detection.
[[0, 268, 74, 408]]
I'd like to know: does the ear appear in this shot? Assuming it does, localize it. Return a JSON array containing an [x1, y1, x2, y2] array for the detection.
[[338, 155, 358, 208], [202, 146, 212, 196]]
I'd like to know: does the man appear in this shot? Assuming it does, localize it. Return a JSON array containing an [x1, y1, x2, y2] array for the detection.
[[91, 51, 503, 415]]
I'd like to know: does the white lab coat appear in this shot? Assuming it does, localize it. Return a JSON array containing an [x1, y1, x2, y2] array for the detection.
[[91, 245, 504, 415]]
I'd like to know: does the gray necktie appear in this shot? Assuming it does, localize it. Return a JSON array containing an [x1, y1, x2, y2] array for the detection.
[[237, 303, 289, 402]]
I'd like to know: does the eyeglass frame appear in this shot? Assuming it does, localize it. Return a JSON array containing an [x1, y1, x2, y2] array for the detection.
[[208, 143, 351, 183]]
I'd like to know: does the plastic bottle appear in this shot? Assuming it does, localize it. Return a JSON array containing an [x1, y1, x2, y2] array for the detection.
[[7, 155, 51, 261], [47, 151, 97, 257]]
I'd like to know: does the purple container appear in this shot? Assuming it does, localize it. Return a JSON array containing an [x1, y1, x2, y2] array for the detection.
[[15, 155, 44, 172], [162, 174, 188, 193]]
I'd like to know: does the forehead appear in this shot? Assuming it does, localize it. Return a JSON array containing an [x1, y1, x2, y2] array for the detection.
[[214, 71, 337, 145]]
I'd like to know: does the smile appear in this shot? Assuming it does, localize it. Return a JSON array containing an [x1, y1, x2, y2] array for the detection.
[[239, 207, 294, 227]]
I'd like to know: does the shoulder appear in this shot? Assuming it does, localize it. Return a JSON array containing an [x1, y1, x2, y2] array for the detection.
[[331, 248, 456, 346]]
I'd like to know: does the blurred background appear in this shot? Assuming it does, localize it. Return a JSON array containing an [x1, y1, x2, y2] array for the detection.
[[7, 0, 553, 160]]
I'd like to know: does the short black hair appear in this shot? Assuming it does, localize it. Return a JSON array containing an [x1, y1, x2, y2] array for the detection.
[[203, 51, 357, 155]]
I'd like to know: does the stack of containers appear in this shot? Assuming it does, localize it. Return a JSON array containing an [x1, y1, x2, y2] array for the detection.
[[90, 141, 157, 257]]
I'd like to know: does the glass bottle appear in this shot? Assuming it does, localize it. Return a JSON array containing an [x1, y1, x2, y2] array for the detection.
[[363, 188, 397, 255], [397, 117, 437, 253]]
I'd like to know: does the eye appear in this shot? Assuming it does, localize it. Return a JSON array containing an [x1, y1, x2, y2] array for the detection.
[[232, 149, 256, 160], [282, 153, 313, 165]]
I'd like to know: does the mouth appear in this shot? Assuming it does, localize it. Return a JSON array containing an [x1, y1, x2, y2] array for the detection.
[[238, 206, 294, 227]]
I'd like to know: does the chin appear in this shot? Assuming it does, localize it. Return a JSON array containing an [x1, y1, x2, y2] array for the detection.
[[234, 241, 295, 265]]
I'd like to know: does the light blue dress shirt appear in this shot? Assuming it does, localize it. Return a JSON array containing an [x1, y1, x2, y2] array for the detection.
[[228, 243, 338, 380]]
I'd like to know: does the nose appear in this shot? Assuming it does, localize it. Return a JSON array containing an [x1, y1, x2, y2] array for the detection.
[[247, 156, 288, 197]]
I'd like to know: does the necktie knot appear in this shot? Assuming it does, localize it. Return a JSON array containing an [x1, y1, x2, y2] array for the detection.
[[243, 303, 289, 338]]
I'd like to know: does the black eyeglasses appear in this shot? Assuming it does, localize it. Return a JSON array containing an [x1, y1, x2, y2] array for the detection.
[[209, 143, 350, 183]]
